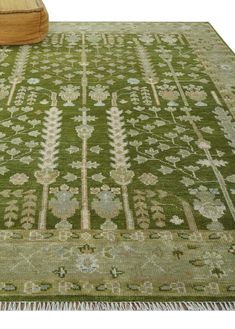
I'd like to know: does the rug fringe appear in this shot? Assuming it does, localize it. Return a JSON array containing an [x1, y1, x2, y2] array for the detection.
[[0, 301, 234, 311]]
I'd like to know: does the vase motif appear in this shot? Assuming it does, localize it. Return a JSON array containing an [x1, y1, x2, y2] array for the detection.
[[59, 85, 80, 106], [89, 85, 109, 106], [91, 190, 122, 230]]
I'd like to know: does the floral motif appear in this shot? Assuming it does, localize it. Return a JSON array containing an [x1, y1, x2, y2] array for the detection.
[[89, 85, 109, 106], [127, 78, 140, 85], [76, 254, 98, 273], [158, 85, 180, 106], [34, 170, 59, 185], [91, 189, 122, 230], [196, 139, 211, 150], [9, 173, 29, 185], [27, 78, 40, 85], [59, 85, 80, 106], [161, 35, 178, 44], [75, 124, 94, 139], [190, 186, 225, 230], [0, 84, 9, 100], [170, 216, 184, 225], [111, 167, 134, 186], [139, 173, 158, 185], [49, 185, 79, 229], [185, 85, 207, 106]]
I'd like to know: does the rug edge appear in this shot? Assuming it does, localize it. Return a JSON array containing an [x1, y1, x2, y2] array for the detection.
[[0, 301, 235, 311], [206, 22, 235, 56]]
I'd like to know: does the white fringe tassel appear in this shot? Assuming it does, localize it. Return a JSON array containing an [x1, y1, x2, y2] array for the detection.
[[0, 301, 234, 311]]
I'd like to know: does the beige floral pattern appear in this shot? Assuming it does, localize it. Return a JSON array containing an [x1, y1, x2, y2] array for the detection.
[[9, 173, 29, 185], [139, 173, 158, 185]]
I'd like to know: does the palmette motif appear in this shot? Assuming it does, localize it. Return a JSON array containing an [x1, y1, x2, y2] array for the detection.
[[0, 23, 235, 302]]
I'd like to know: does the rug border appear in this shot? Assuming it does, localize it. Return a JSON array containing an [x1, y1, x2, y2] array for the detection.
[[48, 21, 235, 57]]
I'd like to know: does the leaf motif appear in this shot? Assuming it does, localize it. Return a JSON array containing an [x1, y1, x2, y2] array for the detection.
[[0, 166, 9, 175], [226, 175, 235, 183], [91, 173, 105, 183]]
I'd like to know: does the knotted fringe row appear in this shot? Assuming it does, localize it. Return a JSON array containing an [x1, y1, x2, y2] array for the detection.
[[0, 301, 234, 311]]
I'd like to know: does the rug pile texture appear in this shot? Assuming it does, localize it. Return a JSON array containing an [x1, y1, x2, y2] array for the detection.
[[0, 22, 235, 311]]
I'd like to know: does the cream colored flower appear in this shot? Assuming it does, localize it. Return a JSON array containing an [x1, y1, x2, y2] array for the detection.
[[76, 255, 98, 273], [10, 173, 29, 185], [170, 215, 184, 225], [127, 78, 140, 85], [196, 139, 211, 150], [27, 78, 40, 85], [193, 189, 225, 221], [139, 173, 158, 185]]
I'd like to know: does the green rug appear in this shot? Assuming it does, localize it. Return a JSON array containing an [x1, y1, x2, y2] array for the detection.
[[0, 22, 235, 311]]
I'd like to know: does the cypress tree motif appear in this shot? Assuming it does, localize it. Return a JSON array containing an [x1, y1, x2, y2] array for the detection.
[[107, 92, 135, 229], [34, 93, 61, 230], [135, 39, 160, 106], [7, 46, 31, 106]]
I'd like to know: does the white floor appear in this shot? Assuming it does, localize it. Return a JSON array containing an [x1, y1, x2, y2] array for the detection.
[[45, 0, 235, 52]]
